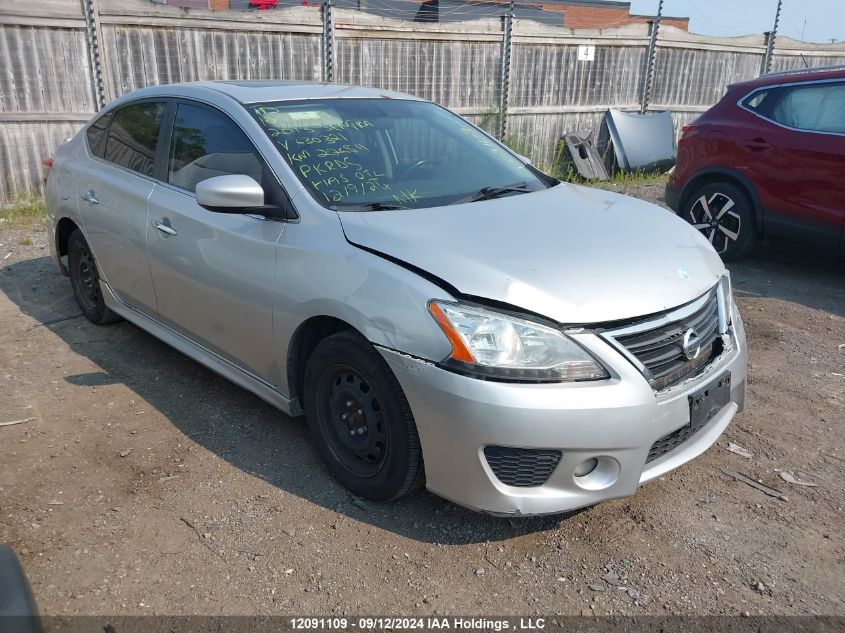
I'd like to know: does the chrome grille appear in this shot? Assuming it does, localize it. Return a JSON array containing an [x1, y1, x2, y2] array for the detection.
[[603, 288, 723, 391]]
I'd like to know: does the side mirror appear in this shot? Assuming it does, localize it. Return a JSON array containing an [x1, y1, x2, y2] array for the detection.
[[196, 175, 264, 213]]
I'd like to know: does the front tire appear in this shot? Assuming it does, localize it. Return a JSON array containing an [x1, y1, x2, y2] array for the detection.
[[68, 229, 121, 325], [682, 182, 755, 261], [303, 331, 424, 501]]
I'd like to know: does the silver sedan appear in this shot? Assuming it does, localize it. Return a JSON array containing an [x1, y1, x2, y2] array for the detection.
[[44, 81, 747, 516]]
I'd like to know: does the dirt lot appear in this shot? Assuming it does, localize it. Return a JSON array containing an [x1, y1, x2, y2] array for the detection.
[[1, 183, 843, 618]]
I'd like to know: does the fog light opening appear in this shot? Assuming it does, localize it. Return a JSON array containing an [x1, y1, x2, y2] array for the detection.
[[572, 456, 621, 491], [574, 458, 599, 478]]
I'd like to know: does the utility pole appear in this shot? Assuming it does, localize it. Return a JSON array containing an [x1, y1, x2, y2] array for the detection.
[[81, 0, 107, 109], [497, 0, 514, 140], [322, 0, 334, 82], [761, 0, 782, 75], [639, 0, 663, 114]]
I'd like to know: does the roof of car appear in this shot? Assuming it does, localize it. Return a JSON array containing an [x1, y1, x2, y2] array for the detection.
[[733, 65, 845, 91], [122, 80, 424, 105]]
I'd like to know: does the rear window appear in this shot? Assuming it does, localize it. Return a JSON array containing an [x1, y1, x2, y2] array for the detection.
[[104, 101, 167, 177], [741, 87, 787, 117], [85, 112, 113, 158], [742, 90, 772, 111]]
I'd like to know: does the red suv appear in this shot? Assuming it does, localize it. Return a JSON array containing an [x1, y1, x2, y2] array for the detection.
[[666, 66, 845, 260]]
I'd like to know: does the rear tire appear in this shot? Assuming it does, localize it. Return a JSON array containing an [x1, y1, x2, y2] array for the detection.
[[682, 182, 756, 261], [68, 229, 122, 325], [303, 331, 424, 502]]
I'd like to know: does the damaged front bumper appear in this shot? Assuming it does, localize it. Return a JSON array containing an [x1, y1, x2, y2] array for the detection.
[[378, 312, 747, 516]]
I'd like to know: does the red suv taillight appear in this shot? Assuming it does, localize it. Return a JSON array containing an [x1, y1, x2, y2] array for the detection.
[[678, 124, 706, 147], [41, 157, 53, 185], [680, 124, 703, 140]]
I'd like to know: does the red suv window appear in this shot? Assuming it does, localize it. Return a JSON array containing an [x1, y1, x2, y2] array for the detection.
[[771, 81, 845, 134], [742, 80, 845, 135]]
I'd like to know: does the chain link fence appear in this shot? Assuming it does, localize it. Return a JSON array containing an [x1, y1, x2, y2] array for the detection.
[[1, 0, 844, 201]]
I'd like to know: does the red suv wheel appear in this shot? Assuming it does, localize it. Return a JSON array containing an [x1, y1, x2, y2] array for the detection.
[[682, 182, 756, 261]]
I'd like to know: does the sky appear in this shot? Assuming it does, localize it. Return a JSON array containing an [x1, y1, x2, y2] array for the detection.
[[627, 0, 845, 43]]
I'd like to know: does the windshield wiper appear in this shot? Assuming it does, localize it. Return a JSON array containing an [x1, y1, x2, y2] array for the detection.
[[329, 202, 410, 211], [451, 182, 531, 205]]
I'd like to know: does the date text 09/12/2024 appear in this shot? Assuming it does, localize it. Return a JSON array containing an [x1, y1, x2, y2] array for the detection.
[[289, 617, 547, 631]]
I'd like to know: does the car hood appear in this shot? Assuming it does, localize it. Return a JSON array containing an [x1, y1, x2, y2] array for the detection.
[[338, 183, 725, 324]]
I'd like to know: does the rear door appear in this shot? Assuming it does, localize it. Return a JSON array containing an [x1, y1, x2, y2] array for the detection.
[[741, 80, 845, 247], [74, 100, 169, 314], [146, 100, 287, 383]]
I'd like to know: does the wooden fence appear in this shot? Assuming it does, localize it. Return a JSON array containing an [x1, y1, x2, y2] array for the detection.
[[2, 0, 845, 202]]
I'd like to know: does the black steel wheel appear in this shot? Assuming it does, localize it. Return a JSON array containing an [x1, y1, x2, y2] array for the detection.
[[683, 182, 755, 261], [68, 229, 121, 325], [304, 331, 424, 501], [317, 365, 389, 478]]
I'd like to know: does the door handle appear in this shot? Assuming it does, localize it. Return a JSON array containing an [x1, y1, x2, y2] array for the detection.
[[152, 219, 178, 236], [80, 190, 99, 205], [743, 138, 771, 152]]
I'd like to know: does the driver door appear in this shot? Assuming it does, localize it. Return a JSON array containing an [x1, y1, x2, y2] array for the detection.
[[146, 100, 287, 384]]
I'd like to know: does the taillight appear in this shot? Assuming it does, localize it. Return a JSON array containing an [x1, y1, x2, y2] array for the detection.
[[42, 157, 53, 185], [679, 124, 703, 141]]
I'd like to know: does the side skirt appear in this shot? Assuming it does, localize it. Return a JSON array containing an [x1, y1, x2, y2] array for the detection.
[[763, 208, 842, 250], [100, 280, 298, 417]]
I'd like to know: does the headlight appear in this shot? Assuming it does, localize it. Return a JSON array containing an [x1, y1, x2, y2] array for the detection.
[[718, 272, 733, 332], [428, 301, 609, 382]]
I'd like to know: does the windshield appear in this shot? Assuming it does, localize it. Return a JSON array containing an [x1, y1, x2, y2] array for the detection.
[[247, 99, 552, 210]]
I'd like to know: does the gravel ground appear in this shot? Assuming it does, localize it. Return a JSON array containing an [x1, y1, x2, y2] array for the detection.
[[0, 183, 843, 617]]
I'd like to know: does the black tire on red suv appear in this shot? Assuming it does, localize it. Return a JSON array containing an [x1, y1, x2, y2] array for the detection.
[[681, 182, 756, 261]]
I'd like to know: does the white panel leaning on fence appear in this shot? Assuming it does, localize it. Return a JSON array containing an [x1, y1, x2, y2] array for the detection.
[[2, 0, 845, 202]]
